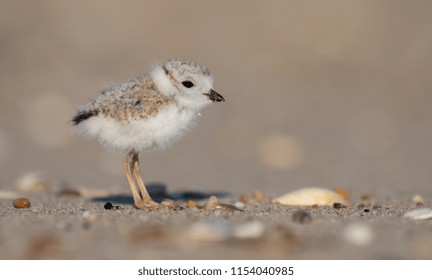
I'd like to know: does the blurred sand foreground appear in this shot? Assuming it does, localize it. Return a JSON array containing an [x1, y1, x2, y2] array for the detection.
[[0, 1, 432, 259]]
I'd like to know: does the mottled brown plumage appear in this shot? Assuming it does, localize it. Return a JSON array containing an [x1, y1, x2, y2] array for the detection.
[[74, 78, 173, 124]]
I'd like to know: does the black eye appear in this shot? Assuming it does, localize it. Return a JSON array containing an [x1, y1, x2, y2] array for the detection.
[[181, 81, 195, 88]]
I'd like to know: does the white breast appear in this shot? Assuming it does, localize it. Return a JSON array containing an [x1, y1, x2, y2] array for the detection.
[[76, 104, 199, 154]]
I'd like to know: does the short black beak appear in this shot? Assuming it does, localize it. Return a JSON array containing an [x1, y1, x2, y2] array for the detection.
[[205, 89, 225, 102]]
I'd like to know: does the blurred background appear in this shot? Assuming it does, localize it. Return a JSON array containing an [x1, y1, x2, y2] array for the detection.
[[1, 0, 432, 199]]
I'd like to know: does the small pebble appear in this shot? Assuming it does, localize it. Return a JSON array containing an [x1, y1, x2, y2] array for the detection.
[[403, 208, 432, 220], [104, 202, 119, 210], [13, 197, 31, 208], [253, 191, 264, 201], [333, 202, 347, 209], [343, 223, 374, 246], [235, 201, 246, 209], [412, 194, 424, 206], [204, 195, 219, 210], [292, 210, 312, 224], [239, 194, 250, 203], [185, 200, 199, 208], [161, 199, 178, 207]]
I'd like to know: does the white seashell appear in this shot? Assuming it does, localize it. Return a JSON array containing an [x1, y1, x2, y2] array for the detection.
[[403, 208, 432, 220], [272, 187, 348, 206], [343, 223, 374, 246], [233, 221, 266, 239], [234, 201, 246, 209]]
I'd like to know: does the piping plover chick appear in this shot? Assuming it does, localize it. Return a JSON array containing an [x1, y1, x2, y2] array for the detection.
[[72, 59, 225, 209]]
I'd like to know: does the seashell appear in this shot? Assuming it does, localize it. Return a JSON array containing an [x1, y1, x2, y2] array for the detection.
[[272, 187, 348, 206], [343, 223, 374, 246], [235, 201, 246, 209], [403, 208, 432, 220], [253, 191, 264, 201], [333, 188, 350, 200], [233, 221, 265, 239]]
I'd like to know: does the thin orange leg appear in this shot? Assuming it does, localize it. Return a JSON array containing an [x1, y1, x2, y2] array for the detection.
[[131, 153, 160, 207], [123, 152, 144, 209]]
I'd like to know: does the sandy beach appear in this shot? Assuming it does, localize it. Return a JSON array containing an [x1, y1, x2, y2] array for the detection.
[[1, 1, 432, 259]]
